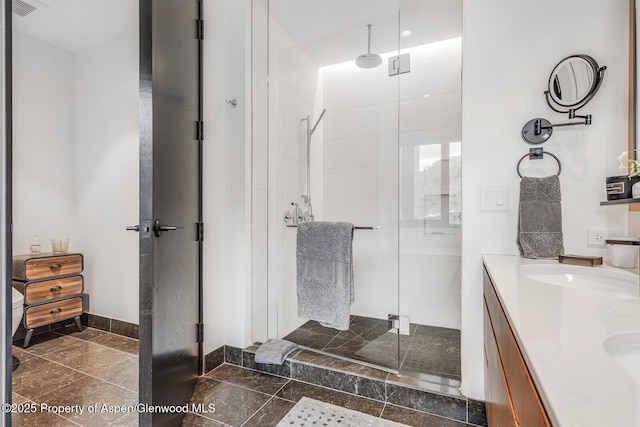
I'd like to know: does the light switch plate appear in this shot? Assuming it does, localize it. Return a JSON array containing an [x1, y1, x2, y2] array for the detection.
[[481, 187, 508, 211]]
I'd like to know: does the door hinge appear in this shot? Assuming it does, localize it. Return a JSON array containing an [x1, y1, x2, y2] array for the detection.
[[196, 120, 204, 141], [196, 19, 204, 40], [388, 53, 411, 76], [388, 314, 411, 335], [197, 222, 205, 242], [197, 323, 204, 343]]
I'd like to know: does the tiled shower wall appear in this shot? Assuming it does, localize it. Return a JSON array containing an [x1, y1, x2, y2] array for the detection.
[[252, 0, 325, 341]]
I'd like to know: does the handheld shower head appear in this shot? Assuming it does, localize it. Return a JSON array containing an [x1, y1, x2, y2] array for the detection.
[[310, 109, 327, 136]]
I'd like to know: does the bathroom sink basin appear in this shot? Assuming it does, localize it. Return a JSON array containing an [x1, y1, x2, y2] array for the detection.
[[604, 332, 640, 383], [519, 264, 638, 295]]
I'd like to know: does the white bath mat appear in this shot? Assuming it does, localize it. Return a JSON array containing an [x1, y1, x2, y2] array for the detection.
[[276, 397, 410, 427]]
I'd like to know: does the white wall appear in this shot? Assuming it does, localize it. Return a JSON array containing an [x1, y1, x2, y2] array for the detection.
[[461, 0, 629, 399], [74, 32, 139, 324], [202, 0, 252, 352], [248, 5, 326, 341], [12, 31, 76, 254], [265, 16, 325, 339], [12, 29, 139, 325]]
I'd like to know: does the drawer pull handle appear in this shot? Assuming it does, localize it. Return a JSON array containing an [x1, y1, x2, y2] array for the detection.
[[49, 264, 62, 270], [50, 308, 62, 314], [50, 285, 62, 292]]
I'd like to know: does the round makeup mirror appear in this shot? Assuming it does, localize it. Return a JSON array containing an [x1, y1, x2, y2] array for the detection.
[[521, 54, 606, 145], [545, 54, 606, 113]]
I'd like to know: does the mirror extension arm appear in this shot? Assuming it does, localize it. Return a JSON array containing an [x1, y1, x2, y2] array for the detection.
[[537, 110, 592, 133], [522, 110, 592, 145]]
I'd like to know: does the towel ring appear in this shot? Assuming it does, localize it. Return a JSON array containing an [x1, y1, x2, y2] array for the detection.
[[516, 149, 561, 178]]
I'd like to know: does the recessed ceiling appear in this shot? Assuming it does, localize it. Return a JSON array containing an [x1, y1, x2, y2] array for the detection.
[[11, 0, 459, 64], [270, 0, 461, 67], [12, 0, 137, 53]]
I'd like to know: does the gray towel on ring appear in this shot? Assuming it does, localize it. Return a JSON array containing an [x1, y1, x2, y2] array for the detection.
[[296, 221, 354, 330], [517, 175, 564, 259]]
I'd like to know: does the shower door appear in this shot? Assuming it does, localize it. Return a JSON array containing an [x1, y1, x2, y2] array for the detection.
[[252, 0, 462, 382], [397, 0, 463, 387], [254, 0, 403, 372]]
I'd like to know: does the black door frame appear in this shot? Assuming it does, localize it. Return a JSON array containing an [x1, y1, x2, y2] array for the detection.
[[2, 0, 12, 425]]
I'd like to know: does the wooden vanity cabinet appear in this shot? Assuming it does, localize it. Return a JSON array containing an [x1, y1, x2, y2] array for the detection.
[[483, 266, 552, 427]]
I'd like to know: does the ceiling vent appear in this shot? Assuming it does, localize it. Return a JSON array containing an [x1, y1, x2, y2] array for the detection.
[[12, 0, 36, 17]]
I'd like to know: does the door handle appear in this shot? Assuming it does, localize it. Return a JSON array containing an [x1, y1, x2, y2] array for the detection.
[[126, 225, 140, 231], [153, 219, 178, 237]]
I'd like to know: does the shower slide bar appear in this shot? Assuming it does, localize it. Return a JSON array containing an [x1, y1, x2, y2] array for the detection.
[[286, 225, 381, 230]]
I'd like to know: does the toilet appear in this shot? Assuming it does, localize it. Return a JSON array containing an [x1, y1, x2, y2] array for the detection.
[[12, 288, 24, 336]]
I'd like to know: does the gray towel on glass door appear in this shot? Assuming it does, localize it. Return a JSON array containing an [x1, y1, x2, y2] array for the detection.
[[254, 339, 298, 365], [517, 175, 564, 259], [297, 221, 354, 330]]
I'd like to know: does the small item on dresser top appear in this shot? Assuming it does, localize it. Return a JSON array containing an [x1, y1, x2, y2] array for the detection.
[[29, 234, 40, 254], [606, 237, 640, 268], [558, 254, 603, 267], [51, 238, 70, 254]]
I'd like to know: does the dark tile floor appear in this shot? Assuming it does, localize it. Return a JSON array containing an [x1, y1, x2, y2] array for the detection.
[[185, 363, 475, 427], [283, 316, 461, 384], [9, 325, 470, 427], [11, 325, 138, 426]]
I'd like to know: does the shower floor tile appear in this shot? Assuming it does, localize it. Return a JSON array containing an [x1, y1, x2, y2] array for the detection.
[[283, 315, 461, 383]]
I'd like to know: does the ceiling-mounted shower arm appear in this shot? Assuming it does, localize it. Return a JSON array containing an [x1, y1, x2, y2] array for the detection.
[[366, 24, 373, 55]]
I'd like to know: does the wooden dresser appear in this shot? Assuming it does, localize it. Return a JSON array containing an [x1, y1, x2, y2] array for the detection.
[[12, 252, 84, 347]]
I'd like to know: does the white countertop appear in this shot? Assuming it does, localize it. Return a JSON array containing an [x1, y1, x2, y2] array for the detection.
[[483, 254, 640, 427]]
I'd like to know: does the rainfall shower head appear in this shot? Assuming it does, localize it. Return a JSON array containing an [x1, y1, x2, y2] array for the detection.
[[355, 24, 382, 69], [12, 0, 36, 17]]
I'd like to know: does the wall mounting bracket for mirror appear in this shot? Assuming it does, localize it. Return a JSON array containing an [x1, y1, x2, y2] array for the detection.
[[521, 54, 605, 144], [522, 111, 593, 144]]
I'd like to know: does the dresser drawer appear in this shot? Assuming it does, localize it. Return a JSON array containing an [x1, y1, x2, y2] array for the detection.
[[18, 276, 84, 304], [24, 297, 83, 328], [13, 254, 83, 281]]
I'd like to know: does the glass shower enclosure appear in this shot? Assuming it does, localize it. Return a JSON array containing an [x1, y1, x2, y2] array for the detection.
[[251, 0, 462, 389]]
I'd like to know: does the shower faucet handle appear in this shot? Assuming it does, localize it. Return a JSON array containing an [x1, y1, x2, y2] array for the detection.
[[290, 202, 304, 224]]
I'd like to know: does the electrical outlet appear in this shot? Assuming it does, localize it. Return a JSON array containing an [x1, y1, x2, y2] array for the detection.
[[587, 229, 621, 247]]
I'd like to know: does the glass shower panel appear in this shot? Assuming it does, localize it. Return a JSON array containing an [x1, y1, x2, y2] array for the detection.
[[251, 0, 270, 346], [398, 0, 463, 385], [266, 0, 402, 372]]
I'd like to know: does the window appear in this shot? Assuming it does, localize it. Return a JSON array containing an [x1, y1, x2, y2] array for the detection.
[[400, 141, 461, 228]]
